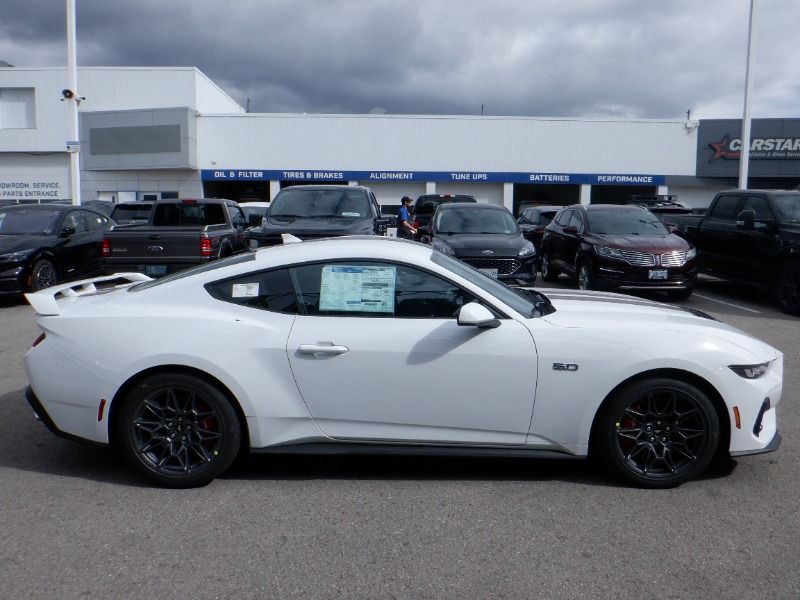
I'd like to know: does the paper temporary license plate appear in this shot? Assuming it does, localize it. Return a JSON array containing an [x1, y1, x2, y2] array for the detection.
[[479, 268, 499, 278], [144, 264, 168, 276], [648, 269, 668, 280]]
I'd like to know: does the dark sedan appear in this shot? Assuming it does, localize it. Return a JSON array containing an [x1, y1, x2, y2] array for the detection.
[[428, 203, 537, 284], [539, 204, 696, 300], [0, 204, 114, 293], [517, 205, 562, 261]]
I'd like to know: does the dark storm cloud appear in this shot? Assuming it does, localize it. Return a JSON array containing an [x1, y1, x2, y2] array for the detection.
[[1, 0, 797, 119]]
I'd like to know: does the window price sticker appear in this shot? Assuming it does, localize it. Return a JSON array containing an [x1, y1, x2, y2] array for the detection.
[[319, 265, 395, 313]]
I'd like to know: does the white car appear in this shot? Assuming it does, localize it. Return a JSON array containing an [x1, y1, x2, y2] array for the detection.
[[23, 237, 782, 488]]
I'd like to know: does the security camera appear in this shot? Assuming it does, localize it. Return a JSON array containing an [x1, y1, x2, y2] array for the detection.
[[62, 89, 74, 99]]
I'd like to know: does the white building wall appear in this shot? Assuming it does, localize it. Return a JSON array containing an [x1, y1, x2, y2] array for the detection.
[[198, 114, 697, 175]]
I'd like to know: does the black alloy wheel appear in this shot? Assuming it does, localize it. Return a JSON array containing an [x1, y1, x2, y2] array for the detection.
[[118, 373, 241, 488], [777, 262, 800, 315], [595, 378, 719, 488], [30, 258, 58, 291], [577, 261, 593, 291], [541, 252, 559, 282]]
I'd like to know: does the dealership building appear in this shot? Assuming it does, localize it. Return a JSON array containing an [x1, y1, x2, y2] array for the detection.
[[2, 66, 799, 213]]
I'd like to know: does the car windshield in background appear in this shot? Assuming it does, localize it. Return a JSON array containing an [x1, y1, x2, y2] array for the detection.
[[587, 210, 669, 235], [270, 189, 369, 219], [0, 208, 61, 235], [772, 195, 800, 223], [435, 208, 518, 234]]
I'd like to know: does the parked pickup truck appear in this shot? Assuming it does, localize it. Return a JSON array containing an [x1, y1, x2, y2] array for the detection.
[[103, 198, 248, 277], [660, 189, 800, 314]]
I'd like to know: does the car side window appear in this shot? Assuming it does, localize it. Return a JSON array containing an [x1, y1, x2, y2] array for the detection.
[[709, 195, 741, 221], [63, 211, 88, 233], [228, 205, 247, 227], [741, 196, 774, 221], [83, 210, 109, 230], [555, 209, 573, 227], [206, 268, 299, 313], [568, 211, 584, 232]]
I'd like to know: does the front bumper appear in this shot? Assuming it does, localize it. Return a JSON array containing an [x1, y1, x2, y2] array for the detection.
[[459, 255, 538, 283], [593, 258, 697, 291], [0, 262, 29, 294]]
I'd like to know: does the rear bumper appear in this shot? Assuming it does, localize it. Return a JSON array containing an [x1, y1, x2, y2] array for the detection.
[[25, 385, 105, 446]]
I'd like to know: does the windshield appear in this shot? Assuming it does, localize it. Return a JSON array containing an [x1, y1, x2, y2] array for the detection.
[[434, 208, 519, 235], [587, 209, 668, 235], [772, 195, 800, 223], [431, 251, 554, 318], [270, 189, 370, 219], [0, 208, 61, 235]]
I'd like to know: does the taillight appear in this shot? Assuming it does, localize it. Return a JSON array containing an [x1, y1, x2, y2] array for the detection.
[[102, 238, 111, 257], [32, 332, 46, 347], [412, 220, 420, 228], [200, 238, 212, 257]]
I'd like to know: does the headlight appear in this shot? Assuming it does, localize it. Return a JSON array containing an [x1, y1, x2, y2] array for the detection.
[[686, 247, 697, 261], [0, 249, 35, 261], [517, 242, 536, 258], [729, 362, 770, 379], [433, 243, 455, 255], [594, 245, 624, 260]]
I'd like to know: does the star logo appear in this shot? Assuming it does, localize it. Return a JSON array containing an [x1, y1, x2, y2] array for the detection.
[[709, 136, 740, 161]]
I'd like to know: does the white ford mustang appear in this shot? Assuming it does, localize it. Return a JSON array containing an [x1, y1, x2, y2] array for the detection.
[[23, 237, 782, 488]]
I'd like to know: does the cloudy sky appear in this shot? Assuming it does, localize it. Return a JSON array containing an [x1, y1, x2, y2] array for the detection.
[[1, 0, 798, 120]]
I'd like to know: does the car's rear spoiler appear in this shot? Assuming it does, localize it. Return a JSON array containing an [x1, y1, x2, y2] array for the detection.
[[24, 273, 152, 316]]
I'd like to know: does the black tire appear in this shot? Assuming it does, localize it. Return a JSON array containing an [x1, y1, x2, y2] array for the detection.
[[577, 260, 593, 291], [594, 378, 720, 488], [541, 252, 559, 282], [117, 373, 241, 488], [29, 257, 58, 291], [666, 287, 693, 302], [776, 262, 800, 315]]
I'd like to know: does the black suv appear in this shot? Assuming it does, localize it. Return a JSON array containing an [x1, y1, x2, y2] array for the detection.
[[412, 194, 477, 239], [247, 185, 387, 247]]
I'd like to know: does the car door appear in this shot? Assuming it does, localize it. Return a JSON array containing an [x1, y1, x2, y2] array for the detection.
[[730, 194, 780, 285], [82, 209, 112, 275], [57, 210, 97, 279], [546, 208, 573, 271], [285, 260, 538, 445], [696, 194, 742, 276]]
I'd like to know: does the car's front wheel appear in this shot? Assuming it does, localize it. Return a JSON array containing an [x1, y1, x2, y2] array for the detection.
[[541, 252, 559, 282], [577, 260, 593, 291], [594, 378, 720, 488], [117, 373, 241, 488], [29, 257, 58, 291]]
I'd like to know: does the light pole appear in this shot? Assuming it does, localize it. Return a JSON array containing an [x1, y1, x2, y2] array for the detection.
[[738, 0, 757, 190], [66, 0, 81, 205]]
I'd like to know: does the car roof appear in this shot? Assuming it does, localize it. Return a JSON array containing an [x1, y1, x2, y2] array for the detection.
[[570, 204, 650, 212], [523, 205, 563, 212], [278, 185, 371, 192]]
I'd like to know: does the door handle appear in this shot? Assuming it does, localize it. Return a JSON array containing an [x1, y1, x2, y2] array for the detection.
[[298, 344, 350, 357]]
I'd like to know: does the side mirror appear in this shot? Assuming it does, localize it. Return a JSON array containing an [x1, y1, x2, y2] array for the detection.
[[736, 209, 755, 230], [563, 225, 579, 235], [60, 226, 76, 237], [457, 302, 500, 329]]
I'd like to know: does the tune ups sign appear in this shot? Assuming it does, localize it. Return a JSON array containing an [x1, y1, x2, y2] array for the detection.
[[697, 118, 800, 177]]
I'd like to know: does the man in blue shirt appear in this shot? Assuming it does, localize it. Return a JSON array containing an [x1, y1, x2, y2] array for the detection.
[[397, 196, 418, 239]]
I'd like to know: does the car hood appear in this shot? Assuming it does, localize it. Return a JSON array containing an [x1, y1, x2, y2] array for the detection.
[[0, 234, 52, 254], [436, 233, 526, 257], [256, 216, 375, 236], [587, 234, 690, 252], [538, 288, 778, 359]]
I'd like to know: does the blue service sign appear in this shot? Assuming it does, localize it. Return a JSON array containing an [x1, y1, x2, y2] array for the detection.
[[201, 169, 664, 186]]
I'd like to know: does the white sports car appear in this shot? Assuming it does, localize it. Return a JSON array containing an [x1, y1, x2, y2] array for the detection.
[[23, 237, 782, 488]]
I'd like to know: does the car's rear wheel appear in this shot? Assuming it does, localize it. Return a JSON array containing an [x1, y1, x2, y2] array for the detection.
[[577, 261, 593, 291], [118, 373, 241, 488], [30, 258, 58, 291], [541, 252, 559, 282], [776, 262, 800, 315], [594, 378, 719, 488]]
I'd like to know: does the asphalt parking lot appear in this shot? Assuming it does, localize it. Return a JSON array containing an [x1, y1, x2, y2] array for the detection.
[[0, 275, 797, 599]]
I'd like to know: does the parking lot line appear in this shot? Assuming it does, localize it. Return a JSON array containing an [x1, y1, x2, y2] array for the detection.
[[693, 293, 762, 314]]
